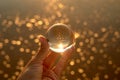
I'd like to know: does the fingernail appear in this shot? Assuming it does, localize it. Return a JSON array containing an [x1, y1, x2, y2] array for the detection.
[[39, 35, 46, 41], [40, 37, 45, 42], [39, 35, 45, 38]]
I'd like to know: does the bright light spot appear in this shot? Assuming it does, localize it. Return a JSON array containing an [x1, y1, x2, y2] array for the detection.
[[70, 71, 75, 75], [16, 41, 21, 45], [30, 19, 36, 23], [38, 21, 43, 25], [34, 39, 39, 43], [26, 23, 33, 28], [78, 68, 84, 73], [104, 74, 109, 79], [70, 60, 75, 66], [74, 32, 80, 39], [19, 48, 24, 52], [49, 43, 73, 53], [58, 3, 64, 9], [58, 43, 64, 49], [0, 42, 3, 49]]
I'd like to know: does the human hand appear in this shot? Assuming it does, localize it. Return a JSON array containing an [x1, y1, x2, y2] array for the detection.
[[17, 36, 74, 80]]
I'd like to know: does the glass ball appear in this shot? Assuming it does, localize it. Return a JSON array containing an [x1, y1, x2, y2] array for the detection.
[[46, 23, 75, 53]]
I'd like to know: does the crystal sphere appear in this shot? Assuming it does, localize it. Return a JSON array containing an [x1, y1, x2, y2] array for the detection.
[[46, 23, 75, 53]]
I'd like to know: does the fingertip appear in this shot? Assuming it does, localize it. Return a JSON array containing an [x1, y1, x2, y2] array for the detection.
[[39, 35, 47, 42], [39, 35, 49, 54], [26, 35, 49, 67]]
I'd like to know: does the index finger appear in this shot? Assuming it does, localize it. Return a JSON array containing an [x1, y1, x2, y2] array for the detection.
[[29, 36, 49, 66], [53, 46, 75, 76]]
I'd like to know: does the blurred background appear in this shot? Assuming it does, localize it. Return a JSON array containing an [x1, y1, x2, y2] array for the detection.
[[0, 0, 120, 80]]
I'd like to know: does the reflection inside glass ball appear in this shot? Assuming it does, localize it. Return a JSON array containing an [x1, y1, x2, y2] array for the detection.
[[46, 23, 75, 53]]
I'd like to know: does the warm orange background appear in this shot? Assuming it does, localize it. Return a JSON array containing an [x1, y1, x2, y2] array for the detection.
[[0, 0, 120, 80]]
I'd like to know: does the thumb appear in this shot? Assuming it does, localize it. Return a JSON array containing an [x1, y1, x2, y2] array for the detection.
[[17, 36, 49, 80], [29, 35, 49, 66]]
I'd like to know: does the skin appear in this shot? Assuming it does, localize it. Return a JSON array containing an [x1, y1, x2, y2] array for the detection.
[[17, 36, 74, 80]]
